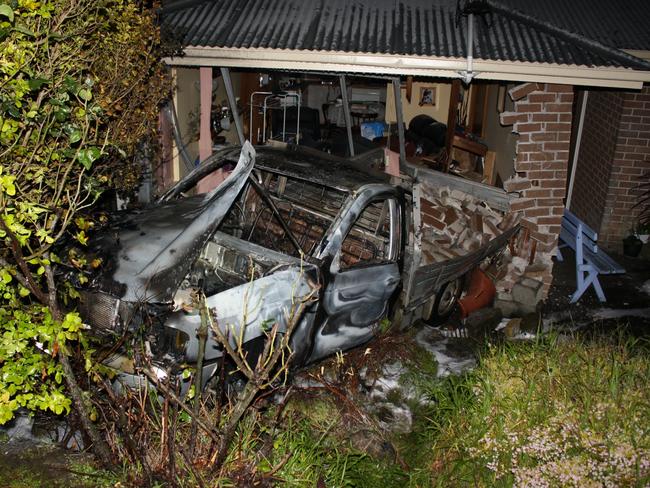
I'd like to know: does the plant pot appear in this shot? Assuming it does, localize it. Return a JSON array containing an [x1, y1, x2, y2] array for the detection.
[[623, 235, 643, 257], [638, 234, 650, 244]]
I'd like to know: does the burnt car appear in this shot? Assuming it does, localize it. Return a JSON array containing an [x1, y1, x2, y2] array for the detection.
[[76, 142, 516, 389], [77, 143, 405, 387]]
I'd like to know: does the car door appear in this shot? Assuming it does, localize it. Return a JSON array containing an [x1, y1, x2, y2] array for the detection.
[[309, 186, 403, 362]]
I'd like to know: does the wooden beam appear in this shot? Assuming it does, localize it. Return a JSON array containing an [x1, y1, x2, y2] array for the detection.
[[405, 76, 413, 103], [444, 79, 461, 171]]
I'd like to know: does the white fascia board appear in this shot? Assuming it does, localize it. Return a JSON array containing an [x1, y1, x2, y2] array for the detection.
[[164, 47, 650, 89]]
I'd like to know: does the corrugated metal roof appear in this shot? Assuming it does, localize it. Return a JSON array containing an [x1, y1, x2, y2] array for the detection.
[[160, 0, 648, 70], [498, 0, 650, 51]]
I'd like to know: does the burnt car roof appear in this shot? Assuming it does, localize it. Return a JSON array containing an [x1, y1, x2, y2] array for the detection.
[[253, 146, 390, 193]]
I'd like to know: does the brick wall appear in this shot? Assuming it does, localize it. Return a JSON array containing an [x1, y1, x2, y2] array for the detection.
[[501, 83, 575, 295], [570, 91, 625, 232], [599, 85, 650, 251]]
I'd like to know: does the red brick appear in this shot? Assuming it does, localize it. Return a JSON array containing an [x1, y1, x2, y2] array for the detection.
[[526, 170, 556, 180], [503, 177, 532, 192], [544, 142, 570, 151], [524, 207, 551, 217], [528, 93, 557, 103], [421, 214, 446, 230], [530, 132, 558, 142], [509, 82, 541, 101], [546, 84, 574, 93], [500, 112, 528, 125], [517, 143, 544, 152], [516, 103, 543, 113], [545, 123, 572, 132], [528, 152, 555, 162], [516, 123, 543, 133], [523, 188, 552, 198], [541, 161, 567, 170], [627, 138, 649, 146], [545, 103, 574, 113], [540, 179, 566, 189], [531, 113, 559, 122], [538, 216, 563, 225], [516, 162, 542, 171], [536, 197, 564, 207], [510, 198, 535, 212], [517, 133, 531, 143], [530, 230, 557, 244], [420, 200, 445, 221], [520, 219, 538, 231]]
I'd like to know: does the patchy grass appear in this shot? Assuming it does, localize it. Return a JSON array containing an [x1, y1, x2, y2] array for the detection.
[[417, 331, 650, 487], [0, 448, 119, 488], [4, 329, 648, 487]]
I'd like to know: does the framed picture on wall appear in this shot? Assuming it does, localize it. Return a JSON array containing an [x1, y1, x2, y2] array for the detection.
[[419, 86, 437, 106]]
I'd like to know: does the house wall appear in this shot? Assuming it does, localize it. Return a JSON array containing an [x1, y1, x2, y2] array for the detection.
[[173, 67, 201, 179], [569, 90, 625, 232], [599, 85, 650, 250], [385, 82, 452, 125], [500, 83, 575, 295], [213, 71, 241, 145], [483, 84, 518, 184]]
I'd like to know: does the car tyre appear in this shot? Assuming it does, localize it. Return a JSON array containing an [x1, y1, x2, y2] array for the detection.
[[425, 277, 463, 325]]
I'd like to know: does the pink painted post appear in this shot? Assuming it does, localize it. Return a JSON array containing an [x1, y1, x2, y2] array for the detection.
[[197, 67, 224, 192], [384, 147, 400, 177]]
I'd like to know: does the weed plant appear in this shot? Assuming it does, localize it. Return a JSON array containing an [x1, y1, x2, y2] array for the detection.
[[414, 331, 650, 487]]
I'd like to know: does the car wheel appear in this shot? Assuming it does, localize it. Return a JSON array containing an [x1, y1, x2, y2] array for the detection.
[[426, 277, 463, 325]]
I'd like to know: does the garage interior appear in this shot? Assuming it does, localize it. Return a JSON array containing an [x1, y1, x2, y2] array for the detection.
[[166, 69, 517, 190]]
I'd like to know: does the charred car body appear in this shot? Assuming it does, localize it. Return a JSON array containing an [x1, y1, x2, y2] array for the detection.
[[75, 142, 516, 389]]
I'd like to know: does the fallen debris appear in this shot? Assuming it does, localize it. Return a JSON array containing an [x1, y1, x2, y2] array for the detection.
[[418, 184, 521, 264]]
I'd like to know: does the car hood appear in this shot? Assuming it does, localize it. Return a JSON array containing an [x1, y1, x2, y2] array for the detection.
[[88, 143, 255, 303]]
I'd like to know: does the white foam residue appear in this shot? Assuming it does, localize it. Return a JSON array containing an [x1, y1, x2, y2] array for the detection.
[[495, 319, 509, 331], [641, 280, 650, 296], [375, 403, 412, 433], [593, 308, 650, 320], [1, 413, 35, 444], [414, 328, 476, 377]]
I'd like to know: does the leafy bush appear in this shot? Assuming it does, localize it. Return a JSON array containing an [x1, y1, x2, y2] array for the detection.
[[0, 0, 168, 430]]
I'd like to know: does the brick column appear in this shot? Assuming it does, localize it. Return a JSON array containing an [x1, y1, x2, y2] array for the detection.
[[599, 85, 650, 251], [501, 83, 575, 295], [569, 91, 624, 233]]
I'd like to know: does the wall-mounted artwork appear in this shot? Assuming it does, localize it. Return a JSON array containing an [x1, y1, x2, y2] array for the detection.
[[419, 86, 437, 106]]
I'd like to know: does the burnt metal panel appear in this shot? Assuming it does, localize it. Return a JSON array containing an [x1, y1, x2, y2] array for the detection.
[[88, 143, 255, 303], [253, 146, 390, 192], [161, 0, 647, 69], [406, 224, 519, 309]]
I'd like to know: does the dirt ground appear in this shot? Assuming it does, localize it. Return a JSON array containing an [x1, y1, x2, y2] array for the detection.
[[543, 247, 650, 335]]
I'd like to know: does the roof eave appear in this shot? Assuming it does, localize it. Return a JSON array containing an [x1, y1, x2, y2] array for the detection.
[[164, 47, 650, 89]]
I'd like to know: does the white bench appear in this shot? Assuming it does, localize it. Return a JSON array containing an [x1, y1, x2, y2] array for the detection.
[[557, 209, 624, 303]]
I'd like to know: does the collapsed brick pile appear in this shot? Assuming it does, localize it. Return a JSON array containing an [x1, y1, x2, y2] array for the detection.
[[418, 181, 557, 316], [418, 183, 522, 264]]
